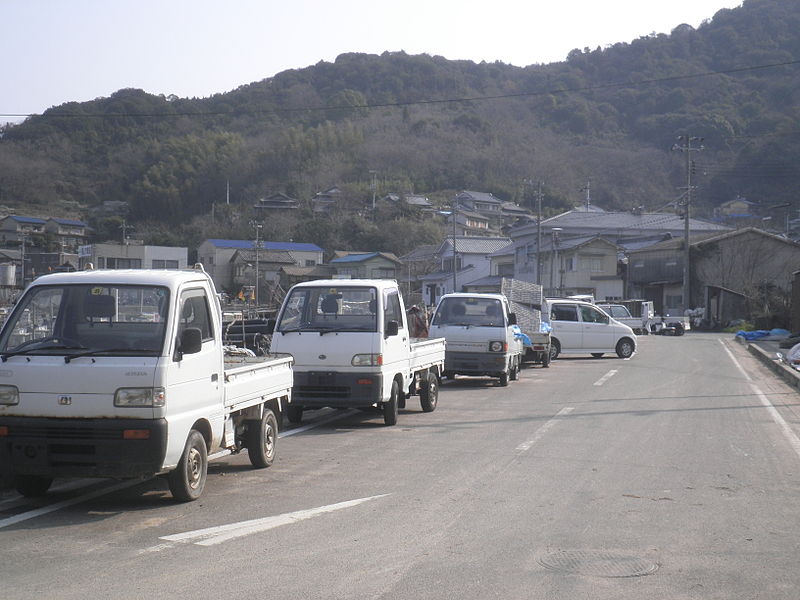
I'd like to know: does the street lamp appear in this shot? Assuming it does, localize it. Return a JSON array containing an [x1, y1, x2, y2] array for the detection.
[[550, 228, 562, 295], [250, 221, 263, 306]]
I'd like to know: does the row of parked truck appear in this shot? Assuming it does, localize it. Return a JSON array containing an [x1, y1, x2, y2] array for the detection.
[[0, 266, 638, 502]]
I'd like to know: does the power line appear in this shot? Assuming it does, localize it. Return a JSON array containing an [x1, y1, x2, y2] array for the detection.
[[2, 58, 799, 120]]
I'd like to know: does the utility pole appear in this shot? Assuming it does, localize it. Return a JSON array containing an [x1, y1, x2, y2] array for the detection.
[[672, 135, 704, 312], [536, 181, 544, 286], [581, 180, 591, 211], [369, 170, 378, 211], [452, 200, 458, 293], [251, 221, 263, 307]]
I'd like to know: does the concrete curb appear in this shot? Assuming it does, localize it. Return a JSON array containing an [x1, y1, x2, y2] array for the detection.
[[737, 336, 800, 390]]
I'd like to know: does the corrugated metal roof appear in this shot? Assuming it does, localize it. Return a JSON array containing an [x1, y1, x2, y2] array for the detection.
[[8, 215, 47, 224], [540, 210, 729, 232], [331, 252, 380, 263]]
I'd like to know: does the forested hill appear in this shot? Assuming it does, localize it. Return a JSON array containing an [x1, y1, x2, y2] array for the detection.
[[1, 0, 798, 254]]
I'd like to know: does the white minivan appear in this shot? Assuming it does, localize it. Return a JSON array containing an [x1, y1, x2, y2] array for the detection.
[[546, 298, 637, 360]]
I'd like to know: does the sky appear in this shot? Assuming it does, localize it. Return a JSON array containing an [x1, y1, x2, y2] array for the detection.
[[3, 0, 743, 120]]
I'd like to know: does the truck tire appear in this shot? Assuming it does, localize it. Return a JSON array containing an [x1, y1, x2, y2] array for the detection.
[[549, 339, 561, 361], [419, 371, 438, 412], [15, 474, 53, 498], [247, 408, 278, 468], [499, 371, 509, 387], [541, 350, 550, 368], [168, 429, 208, 502], [286, 404, 303, 424], [616, 338, 636, 358], [383, 380, 400, 426], [510, 357, 519, 381]]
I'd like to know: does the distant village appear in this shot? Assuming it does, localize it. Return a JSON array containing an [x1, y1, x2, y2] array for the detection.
[[4, 189, 800, 328]]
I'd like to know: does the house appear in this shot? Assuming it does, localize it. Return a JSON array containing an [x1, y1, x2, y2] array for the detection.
[[627, 227, 800, 322], [454, 191, 503, 219], [382, 193, 434, 211], [311, 187, 343, 213], [44, 218, 90, 251], [540, 235, 624, 300], [229, 248, 297, 303], [77, 242, 188, 271], [253, 192, 300, 211], [278, 264, 337, 290], [197, 239, 324, 293], [330, 251, 403, 280], [417, 236, 510, 306], [0, 216, 47, 245], [446, 209, 492, 236]]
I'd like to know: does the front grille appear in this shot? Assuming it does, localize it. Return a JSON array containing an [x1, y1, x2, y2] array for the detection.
[[295, 385, 350, 398], [8, 424, 122, 440]]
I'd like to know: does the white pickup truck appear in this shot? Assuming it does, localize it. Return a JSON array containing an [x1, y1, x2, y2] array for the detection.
[[429, 292, 523, 385], [268, 279, 445, 426], [0, 265, 292, 501]]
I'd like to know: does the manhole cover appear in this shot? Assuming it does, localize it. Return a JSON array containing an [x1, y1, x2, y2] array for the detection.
[[538, 550, 658, 578]]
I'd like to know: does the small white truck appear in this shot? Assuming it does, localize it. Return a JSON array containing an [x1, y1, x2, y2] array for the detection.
[[597, 301, 655, 335], [429, 292, 524, 385], [0, 265, 292, 501], [268, 279, 445, 426]]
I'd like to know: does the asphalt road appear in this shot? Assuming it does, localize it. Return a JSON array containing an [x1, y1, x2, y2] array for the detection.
[[1, 333, 799, 599]]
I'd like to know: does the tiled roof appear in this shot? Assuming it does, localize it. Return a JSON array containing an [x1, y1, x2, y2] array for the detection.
[[539, 210, 729, 232], [440, 236, 511, 255], [331, 252, 402, 264], [8, 215, 46, 225], [206, 239, 323, 252], [457, 191, 503, 205]]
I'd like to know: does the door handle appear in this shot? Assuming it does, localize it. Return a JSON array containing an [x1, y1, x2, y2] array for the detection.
[[211, 373, 218, 382]]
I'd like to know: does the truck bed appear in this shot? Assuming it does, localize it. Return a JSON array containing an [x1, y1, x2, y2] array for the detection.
[[223, 354, 293, 411], [409, 337, 446, 372]]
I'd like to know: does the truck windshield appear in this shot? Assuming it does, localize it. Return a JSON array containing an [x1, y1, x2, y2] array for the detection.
[[0, 284, 169, 357], [432, 297, 504, 327], [276, 286, 378, 333]]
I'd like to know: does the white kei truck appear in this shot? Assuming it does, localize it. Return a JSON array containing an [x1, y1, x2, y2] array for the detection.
[[268, 279, 445, 426], [0, 265, 292, 501], [429, 292, 524, 385]]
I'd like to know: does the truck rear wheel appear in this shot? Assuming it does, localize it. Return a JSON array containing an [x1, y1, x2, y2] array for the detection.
[[510, 357, 520, 381], [15, 474, 53, 498], [383, 380, 400, 426], [419, 372, 438, 412], [247, 408, 278, 468], [168, 429, 208, 502]]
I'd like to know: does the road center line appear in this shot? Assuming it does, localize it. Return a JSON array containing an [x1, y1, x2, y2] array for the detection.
[[516, 407, 574, 453], [720, 340, 800, 460], [593, 369, 618, 386], [143, 494, 389, 551]]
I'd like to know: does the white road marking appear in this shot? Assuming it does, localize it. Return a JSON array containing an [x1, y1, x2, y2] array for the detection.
[[143, 494, 389, 551], [515, 407, 574, 453], [593, 369, 618, 386], [721, 340, 800, 460], [0, 479, 142, 529], [0, 409, 357, 526]]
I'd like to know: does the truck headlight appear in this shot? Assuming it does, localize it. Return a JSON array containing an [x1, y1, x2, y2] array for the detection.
[[488, 341, 506, 352], [352, 353, 382, 366], [115, 387, 165, 407], [0, 385, 19, 405]]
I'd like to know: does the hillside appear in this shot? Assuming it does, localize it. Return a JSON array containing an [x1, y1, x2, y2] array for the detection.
[[0, 0, 798, 256]]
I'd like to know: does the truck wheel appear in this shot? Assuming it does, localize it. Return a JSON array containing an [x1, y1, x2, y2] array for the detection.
[[15, 474, 53, 498], [549, 339, 561, 361], [168, 430, 208, 502], [616, 338, 635, 358], [542, 351, 550, 368], [247, 408, 278, 468], [499, 371, 509, 387], [286, 404, 303, 424], [510, 357, 519, 381], [383, 380, 400, 426], [419, 372, 438, 412]]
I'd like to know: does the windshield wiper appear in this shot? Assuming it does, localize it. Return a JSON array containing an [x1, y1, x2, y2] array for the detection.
[[65, 348, 158, 363], [317, 326, 341, 336], [1, 345, 86, 362]]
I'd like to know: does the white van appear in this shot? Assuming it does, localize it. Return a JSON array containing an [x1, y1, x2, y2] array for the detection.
[[546, 298, 637, 360]]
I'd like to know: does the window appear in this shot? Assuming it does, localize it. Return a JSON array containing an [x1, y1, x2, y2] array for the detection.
[[498, 263, 514, 276], [565, 257, 575, 272], [581, 305, 609, 324], [384, 291, 405, 330], [305, 259, 316, 267], [104, 257, 142, 269], [551, 304, 579, 322], [178, 289, 213, 341], [580, 256, 603, 272], [373, 268, 396, 279], [152, 259, 179, 269]]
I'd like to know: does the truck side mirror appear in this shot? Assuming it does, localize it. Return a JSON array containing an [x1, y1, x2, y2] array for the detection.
[[507, 312, 517, 325], [385, 320, 399, 337], [177, 327, 203, 359], [266, 319, 276, 334]]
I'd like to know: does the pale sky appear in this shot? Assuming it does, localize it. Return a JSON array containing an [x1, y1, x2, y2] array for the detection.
[[3, 0, 743, 119]]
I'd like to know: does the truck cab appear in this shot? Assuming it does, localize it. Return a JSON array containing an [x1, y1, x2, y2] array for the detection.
[[429, 293, 523, 386]]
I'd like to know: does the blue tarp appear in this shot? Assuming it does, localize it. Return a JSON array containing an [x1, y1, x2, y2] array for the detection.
[[735, 328, 791, 341]]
